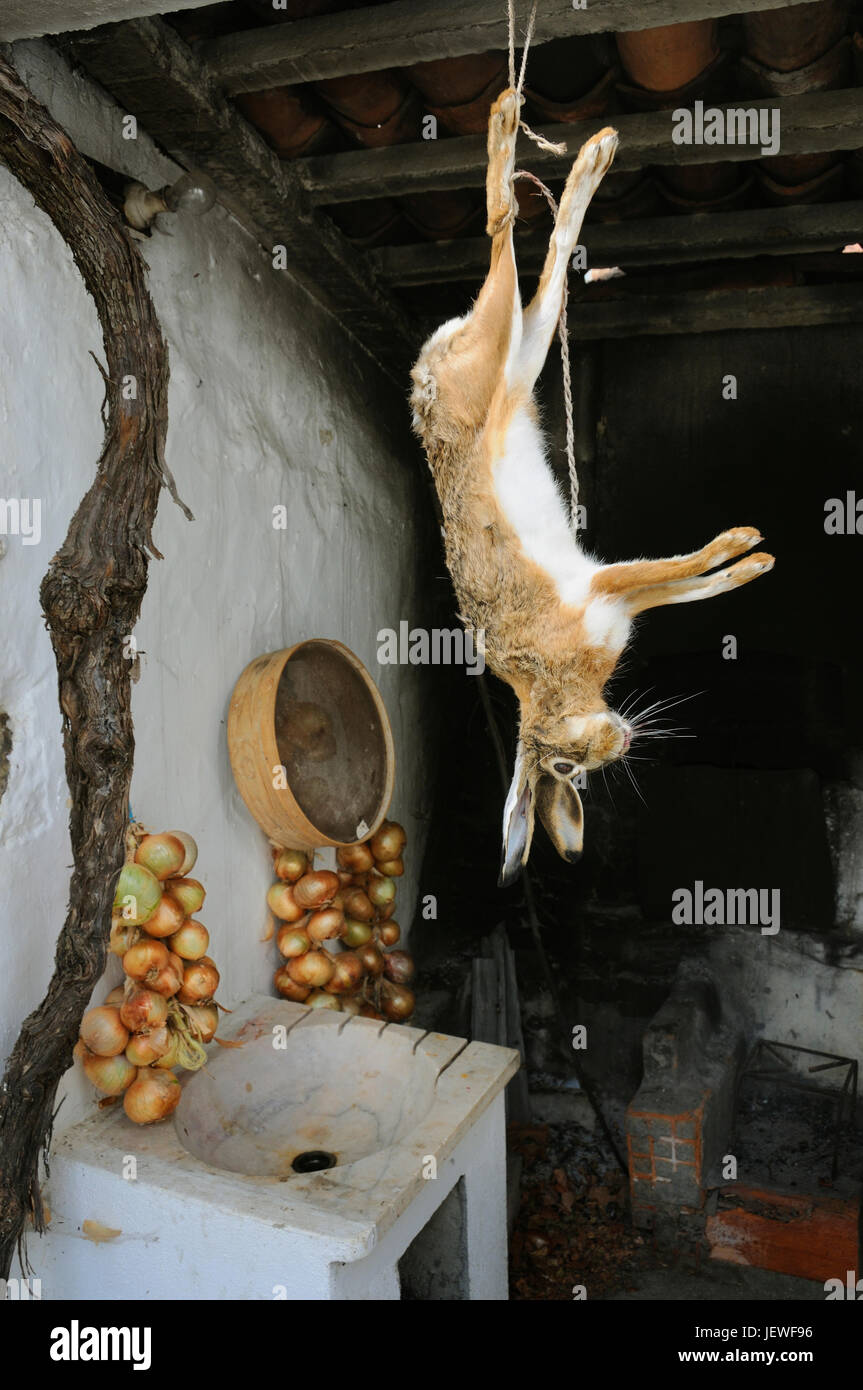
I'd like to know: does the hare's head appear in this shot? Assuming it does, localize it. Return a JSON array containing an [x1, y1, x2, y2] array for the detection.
[[499, 700, 632, 887]]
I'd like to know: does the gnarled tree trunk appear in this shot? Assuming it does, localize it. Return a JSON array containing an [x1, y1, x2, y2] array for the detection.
[[0, 54, 185, 1276]]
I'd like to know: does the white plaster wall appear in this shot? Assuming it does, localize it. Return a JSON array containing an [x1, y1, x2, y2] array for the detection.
[[0, 41, 434, 1130]]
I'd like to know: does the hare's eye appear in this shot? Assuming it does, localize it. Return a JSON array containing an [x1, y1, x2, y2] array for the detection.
[[553, 760, 575, 775]]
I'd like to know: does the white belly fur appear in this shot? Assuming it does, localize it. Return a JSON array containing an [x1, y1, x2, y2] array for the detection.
[[492, 407, 632, 653], [492, 406, 597, 606]]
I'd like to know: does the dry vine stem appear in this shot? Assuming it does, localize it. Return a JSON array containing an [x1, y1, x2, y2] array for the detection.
[[0, 55, 183, 1276]]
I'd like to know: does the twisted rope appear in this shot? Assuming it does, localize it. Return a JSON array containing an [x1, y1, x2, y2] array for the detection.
[[514, 171, 578, 530], [508, 0, 580, 535]]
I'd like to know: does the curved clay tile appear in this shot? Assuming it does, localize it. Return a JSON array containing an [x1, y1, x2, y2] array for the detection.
[[519, 33, 618, 123], [327, 196, 414, 248], [399, 188, 485, 241], [660, 170, 754, 214], [742, 1, 850, 72], [234, 86, 345, 160], [756, 161, 845, 206], [588, 171, 664, 223], [523, 69, 619, 126], [407, 53, 508, 136], [738, 35, 852, 96], [314, 70, 422, 147], [616, 20, 719, 92]]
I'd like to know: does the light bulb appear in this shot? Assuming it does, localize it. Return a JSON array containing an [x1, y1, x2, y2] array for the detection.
[[163, 170, 217, 216]]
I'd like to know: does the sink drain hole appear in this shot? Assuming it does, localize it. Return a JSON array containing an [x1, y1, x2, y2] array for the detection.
[[292, 1150, 337, 1173]]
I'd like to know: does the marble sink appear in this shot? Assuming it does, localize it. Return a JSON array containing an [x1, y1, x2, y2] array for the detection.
[[28, 996, 520, 1299], [178, 997, 466, 1176]]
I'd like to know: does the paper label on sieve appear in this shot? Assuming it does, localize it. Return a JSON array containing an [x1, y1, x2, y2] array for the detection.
[[355, 819, 370, 839]]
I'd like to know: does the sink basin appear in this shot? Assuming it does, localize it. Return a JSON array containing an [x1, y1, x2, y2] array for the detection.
[[177, 1000, 440, 1176], [29, 995, 519, 1300]]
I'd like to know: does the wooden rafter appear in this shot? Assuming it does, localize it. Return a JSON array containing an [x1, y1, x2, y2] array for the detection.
[[371, 201, 863, 285], [298, 91, 863, 206], [62, 17, 418, 382], [560, 282, 863, 339], [197, 0, 807, 92]]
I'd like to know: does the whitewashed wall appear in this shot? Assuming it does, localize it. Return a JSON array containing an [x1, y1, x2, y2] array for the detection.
[[0, 41, 433, 1130]]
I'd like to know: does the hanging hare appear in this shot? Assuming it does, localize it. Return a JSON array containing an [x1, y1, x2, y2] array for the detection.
[[410, 89, 774, 886]]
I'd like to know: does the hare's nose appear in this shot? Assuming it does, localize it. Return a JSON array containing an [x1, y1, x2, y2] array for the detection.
[[553, 760, 575, 776]]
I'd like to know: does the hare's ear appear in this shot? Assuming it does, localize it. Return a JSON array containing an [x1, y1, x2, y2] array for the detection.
[[536, 773, 584, 863], [499, 741, 536, 888]]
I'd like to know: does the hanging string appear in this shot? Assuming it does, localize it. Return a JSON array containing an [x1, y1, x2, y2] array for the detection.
[[506, 0, 567, 156], [514, 170, 578, 530], [507, 0, 579, 533]]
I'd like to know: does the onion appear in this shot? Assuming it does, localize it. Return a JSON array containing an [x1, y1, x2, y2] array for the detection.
[[273, 848, 308, 883], [339, 997, 362, 1017], [274, 966, 311, 1002], [177, 957, 220, 1005], [288, 950, 334, 989], [307, 907, 345, 943], [154, 1030, 182, 1070], [80, 1005, 129, 1057], [125, 1026, 171, 1067], [166, 877, 206, 915], [370, 820, 406, 862], [168, 920, 209, 961], [368, 874, 396, 910], [384, 949, 416, 985], [378, 921, 401, 947], [342, 887, 374, 922], [103, 985, 125, 1006], [324, 952, 366, 995], [75, 1040, 136, 1095], [109, 916, 140, 957], [123, 1068, 181, 1125], [293, 870, 339, 910], [355, 943, 385, 977], [123, 939, 170, 984], [113, 863, 162, 926], [376, 856, 404, 878], [182, 1003, 219, 1044], [381, 980, 416, 1021], [336, 869, 354, 888], [140, 892, 186, 939], [120, 987, 168, 1033], [377, 899, 397, 922], [343, 917, 373, 948], [266, 882, 305, 923], [306, 990, 342, 1011], [276, 924, 311, 959], [336, 843, 374, 874], [166, 830, 198, 876], [135, 832, 186, 882], [149, 959, 184, 998], [359, 1004, 385, 1020]]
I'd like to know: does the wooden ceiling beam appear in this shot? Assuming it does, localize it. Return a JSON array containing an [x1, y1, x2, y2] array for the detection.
[[371, 202, 863, 286], [299, 91, 863, 206], [61, 17, 418, 382], [562, 282, 863, 339], [198, 0, 808, 93], [0, 0, 215, 43]]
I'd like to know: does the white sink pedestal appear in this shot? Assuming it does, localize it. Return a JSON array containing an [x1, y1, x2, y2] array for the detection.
[[24, 997, 519, 1301]]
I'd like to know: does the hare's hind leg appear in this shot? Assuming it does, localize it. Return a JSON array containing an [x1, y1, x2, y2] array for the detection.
[[510, 126, 618, 393], [419, 89, 523, 424], [626, 551, 775, 616]]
